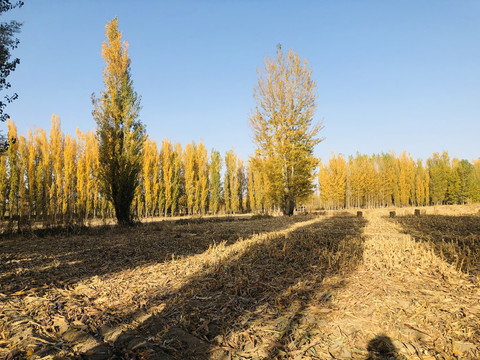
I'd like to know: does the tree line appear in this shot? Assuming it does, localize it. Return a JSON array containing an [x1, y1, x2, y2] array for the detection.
[[0, 18, 324, 225], [2, 17, 478, 227], [2, 116, 479, 225], [0, 118, 258, 223], [318, 151, 480, 209]]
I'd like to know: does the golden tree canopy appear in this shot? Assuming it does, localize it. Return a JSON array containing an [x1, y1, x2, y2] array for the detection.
[[250, 47, 323, 215]]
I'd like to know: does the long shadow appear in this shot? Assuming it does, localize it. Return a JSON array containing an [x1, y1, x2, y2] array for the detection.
[[391, 214, 480, 278], [0, 215, 310, 296], [81, 213, 367, 359]]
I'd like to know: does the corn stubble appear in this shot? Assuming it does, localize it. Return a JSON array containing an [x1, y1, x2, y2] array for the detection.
[[0, 206, 479, 359]]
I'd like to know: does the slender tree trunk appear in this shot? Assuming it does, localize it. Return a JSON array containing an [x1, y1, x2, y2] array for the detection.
[[283, 196, 295, 216]]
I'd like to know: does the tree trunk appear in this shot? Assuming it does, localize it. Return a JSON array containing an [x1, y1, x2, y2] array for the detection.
[[114, 200, 132, 225], [283, 197, 295, 216]]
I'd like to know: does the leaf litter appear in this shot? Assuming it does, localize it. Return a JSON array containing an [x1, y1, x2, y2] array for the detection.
[[0, 206, 479, 359]]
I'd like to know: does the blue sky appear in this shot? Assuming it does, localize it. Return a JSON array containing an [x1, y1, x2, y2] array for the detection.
[[2, 0, 479, 162]]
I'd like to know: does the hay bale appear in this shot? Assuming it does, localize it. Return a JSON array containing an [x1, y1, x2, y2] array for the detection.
[[389, 211, 396, 218], [357, 211, 363, 218], [414, 209, 421, 217]]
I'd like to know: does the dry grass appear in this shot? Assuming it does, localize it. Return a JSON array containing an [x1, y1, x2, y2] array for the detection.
[[0, 206, 479, 359], [393, 214, 480, 281]]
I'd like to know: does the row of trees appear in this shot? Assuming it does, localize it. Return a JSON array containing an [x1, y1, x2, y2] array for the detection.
[[2, 116, 478, 225], [87, 19, 322, 223], [1, 18, 324, 225], [318, 152, 480, 209], [3, 17, 478, 225], [0, 118, 256, 223]]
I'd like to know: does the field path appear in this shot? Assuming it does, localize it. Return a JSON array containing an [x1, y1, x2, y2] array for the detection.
[[315, 211, 480, 359]]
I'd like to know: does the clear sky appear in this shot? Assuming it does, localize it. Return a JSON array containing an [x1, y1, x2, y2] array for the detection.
[[2, 0, 479, 162]]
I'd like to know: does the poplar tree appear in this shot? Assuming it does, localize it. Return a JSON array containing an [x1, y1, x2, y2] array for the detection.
[[249, 156, 271, 212], [7, 119, 18, 218], [250, 47, 323, 215], [184, 142, 197, 215], [93, 17, 145, 225], [0, 152, 6, 217], [225, 149, 240, 213], [34, 128, 50, 220], [161, 138, 174, 216], [377, 153, 396, 207], [17, 135, 26, 218], [142, 138, 160, 217], [346, 154, 363, 208], [81, 130, 99, 218], [237, 160, 247, 212], [196, 141, 209, 215], [26, 131, 36, 218], [427, 152, 450, 205], [209, 149, 222, 214], [76, 129, 87, 219], [318, 153, 346, 209], [414, 160, 429, 206], [172, 143, 185, 215], [472, 159, 480, 202], [396, 151, 415, 207], [447, 159, 476, 204], [49, 115, 63, 220], [63, 134, 77, 219], [247, 159, 256, 212]]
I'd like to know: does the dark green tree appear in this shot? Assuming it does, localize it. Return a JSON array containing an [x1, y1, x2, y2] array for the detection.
[[0, 0, 23, 152], [92, 18, 145, 225]]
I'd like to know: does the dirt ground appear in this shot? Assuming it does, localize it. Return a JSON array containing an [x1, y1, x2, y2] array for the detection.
[[1, 206, 479, 359]]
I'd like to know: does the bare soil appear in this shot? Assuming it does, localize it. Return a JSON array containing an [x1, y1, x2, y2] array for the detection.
[[1, 207, 479, 359]]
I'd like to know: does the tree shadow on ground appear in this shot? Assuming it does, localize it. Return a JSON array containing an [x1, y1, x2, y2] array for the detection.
[[391, 214, 480, 278], [366, 335, 403, 360], [80, 213, 367, 359], [0, 215, 310, 296]]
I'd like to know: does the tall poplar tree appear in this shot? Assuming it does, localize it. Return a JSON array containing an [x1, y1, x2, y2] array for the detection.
[[250, 47, 323, 215], [76, 129, 87, 219], [209, 149, 222, 214], [25, 131, 35, 218], [427, 152, 450, 205], [34, 128, 50, 220], [161, 138, 174, 216], [7, 119, 18, 218], [184, 142, 197, 215], [0, 150, 6, 217], [49, 115, 63, 220], [63, 134, 77, 219], [172, 143, 185, 215], [92, 17, 145, 225], [196, 141, 209, 215], [318, 153, 346, 209], [472, 159, 480, 202], [142, 138, 160, 217], [224, 149, 240, 213]]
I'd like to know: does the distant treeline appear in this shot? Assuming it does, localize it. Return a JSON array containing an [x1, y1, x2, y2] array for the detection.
[[1, 118, 479, 225], [0, 118, 258, 224], [318, 152, 480, 209]]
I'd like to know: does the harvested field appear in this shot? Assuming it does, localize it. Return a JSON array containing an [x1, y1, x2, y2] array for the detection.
[[0, 207, 479, 359], [393, 214, 480, 281]]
